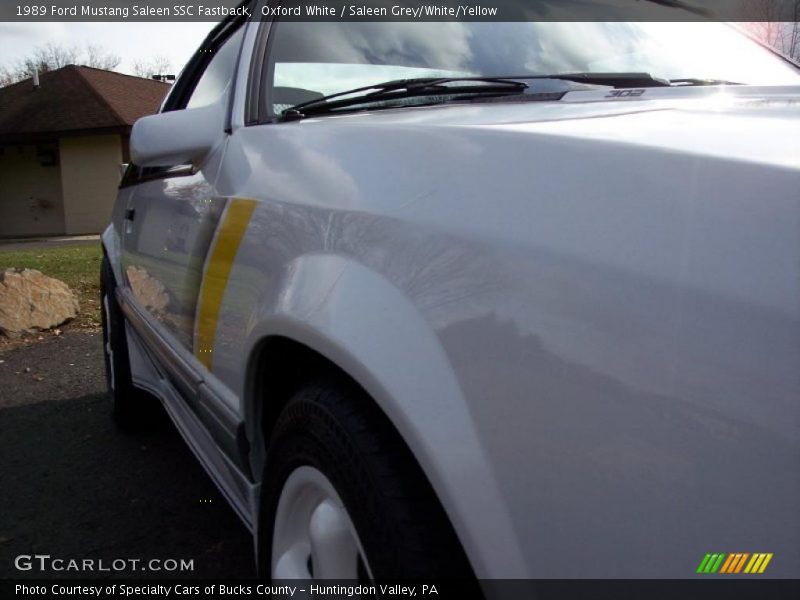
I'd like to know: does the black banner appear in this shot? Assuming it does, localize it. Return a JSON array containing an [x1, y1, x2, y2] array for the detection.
[[5, 579, 800, 600], [3, 0, 800, 22]]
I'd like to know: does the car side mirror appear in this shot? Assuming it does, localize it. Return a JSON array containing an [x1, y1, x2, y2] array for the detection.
[[130, 104, 222, 168]]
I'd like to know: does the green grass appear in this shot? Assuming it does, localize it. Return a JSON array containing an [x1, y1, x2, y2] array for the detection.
[[0, 243, 103, 328]]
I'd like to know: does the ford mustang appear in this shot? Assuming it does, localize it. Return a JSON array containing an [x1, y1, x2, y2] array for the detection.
[[101, 4, 800, 583]]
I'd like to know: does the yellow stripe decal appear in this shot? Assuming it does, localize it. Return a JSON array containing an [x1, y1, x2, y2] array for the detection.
[[195, 198, 257, 370]]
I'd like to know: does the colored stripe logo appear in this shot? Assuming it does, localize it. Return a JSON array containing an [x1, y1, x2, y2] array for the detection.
[[697, 553, 773, 574], [195, 198, 257, 370]]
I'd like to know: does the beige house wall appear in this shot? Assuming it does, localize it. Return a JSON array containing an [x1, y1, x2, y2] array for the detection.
[[0, 143, 65, 238], [60, 134, 122, 235]]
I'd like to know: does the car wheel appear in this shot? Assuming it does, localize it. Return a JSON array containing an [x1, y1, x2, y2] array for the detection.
[[100, 255, 156, 430], [259, 377, 477, 583]]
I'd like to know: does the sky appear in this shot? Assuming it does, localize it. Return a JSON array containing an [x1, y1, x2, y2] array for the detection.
[[0, 22, 216, 76]]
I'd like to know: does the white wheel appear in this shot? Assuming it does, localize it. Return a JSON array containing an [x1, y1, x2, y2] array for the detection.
[[260, 381, 475, 581], [272, 465, 373, 580]]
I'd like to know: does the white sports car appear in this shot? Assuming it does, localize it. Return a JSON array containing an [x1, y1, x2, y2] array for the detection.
[[101, 4, 800, 583]]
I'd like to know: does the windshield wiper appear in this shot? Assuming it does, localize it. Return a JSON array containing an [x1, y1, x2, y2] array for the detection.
[[520, 72, 742, 89], [529, 73, 743, 88], [280, 72, 741, 120], [281, 77, 528, 120], [524, 72, 672, 88]]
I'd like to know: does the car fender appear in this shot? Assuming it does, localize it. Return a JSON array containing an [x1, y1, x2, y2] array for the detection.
[[242, 253, 529, 578]]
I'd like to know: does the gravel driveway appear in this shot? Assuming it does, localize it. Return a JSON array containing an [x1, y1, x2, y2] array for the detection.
[[0, 330, 254, 579]]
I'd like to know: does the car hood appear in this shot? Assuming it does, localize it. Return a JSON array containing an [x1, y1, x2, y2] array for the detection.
[[324, 84, 800, 169]]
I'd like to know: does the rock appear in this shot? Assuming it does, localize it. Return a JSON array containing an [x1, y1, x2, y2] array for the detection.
[[125, 266, 169, 313], [0, 268, 79, 338]]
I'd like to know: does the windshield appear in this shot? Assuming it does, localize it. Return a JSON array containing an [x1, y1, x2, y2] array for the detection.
[[267, 21, 800, 114]]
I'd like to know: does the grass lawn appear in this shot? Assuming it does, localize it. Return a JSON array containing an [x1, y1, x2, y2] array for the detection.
[[0, 243, 103, 330]]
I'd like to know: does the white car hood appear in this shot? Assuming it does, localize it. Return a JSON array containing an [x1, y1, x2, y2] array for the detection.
[[332, 84, 800, 169]]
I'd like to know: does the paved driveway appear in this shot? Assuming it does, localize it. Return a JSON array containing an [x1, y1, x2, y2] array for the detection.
[[0, 330, 254, 578]]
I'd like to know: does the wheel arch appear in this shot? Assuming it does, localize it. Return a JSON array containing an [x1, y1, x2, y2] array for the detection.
[[238, 255, 528, 578]]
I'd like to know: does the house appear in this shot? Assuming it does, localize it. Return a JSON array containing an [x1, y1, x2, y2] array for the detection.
[[0, 65, 170, 238]]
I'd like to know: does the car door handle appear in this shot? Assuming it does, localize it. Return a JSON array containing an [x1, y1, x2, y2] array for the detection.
[[124, 208, 136, 221]]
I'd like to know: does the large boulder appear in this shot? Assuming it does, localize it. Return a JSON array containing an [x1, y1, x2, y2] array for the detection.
[[0, 268, 79, 338]]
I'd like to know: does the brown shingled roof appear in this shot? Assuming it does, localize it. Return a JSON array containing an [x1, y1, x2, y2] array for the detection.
[[0, 65, 170, 144]]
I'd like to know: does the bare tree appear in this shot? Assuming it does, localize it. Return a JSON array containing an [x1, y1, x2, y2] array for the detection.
[[132, 55, 173, 80], [0, 42, 121, 87], [740, 0, 800, 60], [85, 43, 121, 71], [0, 66, 17, 87], [29, 42, 80, 70]]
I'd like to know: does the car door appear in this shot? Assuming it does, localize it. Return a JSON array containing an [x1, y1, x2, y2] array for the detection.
[[121, 20, 246, 361]]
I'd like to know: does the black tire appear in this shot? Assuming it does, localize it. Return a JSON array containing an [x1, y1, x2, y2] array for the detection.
[[100, 255, 158, 430], [259, 376, 478, 585]]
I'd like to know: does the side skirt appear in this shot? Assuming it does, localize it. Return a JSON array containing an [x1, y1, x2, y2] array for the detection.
[[121, 299, 259, 535]]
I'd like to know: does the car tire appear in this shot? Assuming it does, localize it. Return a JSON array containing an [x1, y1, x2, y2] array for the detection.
[[100, 255, 157, 430], [259, 377, 478, 585]]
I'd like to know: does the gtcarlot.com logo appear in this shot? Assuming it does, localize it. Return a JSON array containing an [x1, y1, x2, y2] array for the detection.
[[696, 552, 773, 574], [14, 554, 194, 572]]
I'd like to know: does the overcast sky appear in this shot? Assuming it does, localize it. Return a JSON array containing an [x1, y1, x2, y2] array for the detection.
[[0, 22, 216, 76]]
